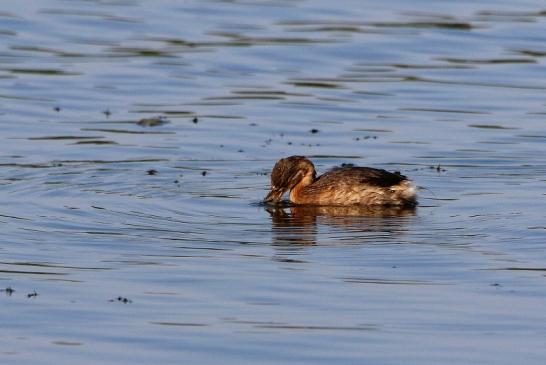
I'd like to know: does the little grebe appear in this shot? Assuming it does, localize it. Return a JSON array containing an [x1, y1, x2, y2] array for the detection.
[[264, 156, 417, 206]]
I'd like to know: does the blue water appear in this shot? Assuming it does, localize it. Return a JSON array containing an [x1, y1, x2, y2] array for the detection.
[[1, 1, 546, 364]]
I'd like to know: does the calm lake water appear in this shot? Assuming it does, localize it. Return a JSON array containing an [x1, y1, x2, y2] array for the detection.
[[1, 0, 546, 364]]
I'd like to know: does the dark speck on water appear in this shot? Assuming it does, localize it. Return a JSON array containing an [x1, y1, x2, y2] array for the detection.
[[1, 287, 15, 296], [431, 164, 446, 172], [2, 1, 546, 364], [109, 296, 132, 304]]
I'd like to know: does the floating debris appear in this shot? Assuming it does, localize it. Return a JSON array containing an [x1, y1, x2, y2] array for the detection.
[[109, 296, 132, 304], [310, 128, 319, 134], [147, 169, 157, 175], [430, 164, 446, 172], [27, 291, 38, 298], [201, 171, 207, 176], [54, 106, 61, 112], [137, 116, 169, 127], [192, 117, 199, 124], [1, 287, 15, 296], [103, 109, 111, 118]]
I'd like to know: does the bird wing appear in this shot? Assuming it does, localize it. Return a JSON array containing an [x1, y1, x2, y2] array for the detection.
[[313, 167, 407, 189]]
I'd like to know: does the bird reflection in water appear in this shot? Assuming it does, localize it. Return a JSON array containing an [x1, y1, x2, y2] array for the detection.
[[266, 203, 416, 246]]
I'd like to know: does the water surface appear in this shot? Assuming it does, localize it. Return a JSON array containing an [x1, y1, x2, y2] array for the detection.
[[1, 1, 546, 364]]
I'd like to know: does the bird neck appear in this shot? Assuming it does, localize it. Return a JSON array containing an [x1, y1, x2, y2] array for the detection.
[[289, 172, 315, 203]]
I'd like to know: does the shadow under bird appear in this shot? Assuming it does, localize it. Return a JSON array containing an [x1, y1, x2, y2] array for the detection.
[[264, 156, 417, 206]]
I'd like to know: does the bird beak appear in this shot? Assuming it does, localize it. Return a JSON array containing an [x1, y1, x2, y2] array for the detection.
[[264, 187, 285, 203]]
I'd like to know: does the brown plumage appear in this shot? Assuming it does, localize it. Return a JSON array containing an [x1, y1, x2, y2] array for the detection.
[[264, 156, 417, 206]]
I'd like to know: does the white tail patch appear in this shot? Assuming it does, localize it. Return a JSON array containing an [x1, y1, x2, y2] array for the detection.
[[391, 180, 417, 204]]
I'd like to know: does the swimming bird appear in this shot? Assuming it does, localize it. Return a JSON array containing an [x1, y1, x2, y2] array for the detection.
[[264, 156, 417, 206]]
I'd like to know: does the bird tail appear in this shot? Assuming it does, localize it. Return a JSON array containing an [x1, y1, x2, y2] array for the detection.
[[391, 180, 418, 206]]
